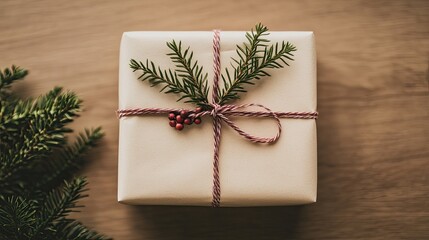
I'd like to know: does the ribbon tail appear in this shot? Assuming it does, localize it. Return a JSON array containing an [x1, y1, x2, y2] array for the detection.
[[211, 116, 222, 207]]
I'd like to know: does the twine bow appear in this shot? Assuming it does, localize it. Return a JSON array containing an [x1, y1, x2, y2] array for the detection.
[[117, 29, 318, 207]]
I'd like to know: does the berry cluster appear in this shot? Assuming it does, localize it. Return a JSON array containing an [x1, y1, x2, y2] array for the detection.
[[168, 107, 202, 131]]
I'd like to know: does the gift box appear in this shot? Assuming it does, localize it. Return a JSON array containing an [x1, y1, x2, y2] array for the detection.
[[118, 29, 317, 207]]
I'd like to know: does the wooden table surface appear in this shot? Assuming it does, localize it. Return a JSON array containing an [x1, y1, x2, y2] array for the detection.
[[1, 0, 428, 239]]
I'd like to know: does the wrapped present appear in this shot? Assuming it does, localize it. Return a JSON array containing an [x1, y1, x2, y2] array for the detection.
[[118, 25, 317, 207]]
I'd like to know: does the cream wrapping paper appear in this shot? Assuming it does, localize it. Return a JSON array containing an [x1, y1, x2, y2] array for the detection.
[[118, 31, 317, 206]]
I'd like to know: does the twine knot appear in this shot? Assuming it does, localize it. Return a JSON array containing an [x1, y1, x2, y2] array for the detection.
[[210, 103, 222, 117]]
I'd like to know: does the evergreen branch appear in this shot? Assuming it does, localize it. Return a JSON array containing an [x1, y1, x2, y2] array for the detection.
[[0, 196, 37, 240], [0, 88, 81, 187], [0, 87, 72, 147], [0, 65, 28, 91], [0, 65, 110, 239], [35, 127, 104, 191], [31, 177, 88, 239], [130, 59, 210, 108], [166, 40, 210, 106], [218, 23, 297, 105], [52, 219, 111, 240]]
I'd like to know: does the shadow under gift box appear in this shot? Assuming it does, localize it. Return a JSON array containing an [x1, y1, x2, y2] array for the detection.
[[118, 31, 317, 207]]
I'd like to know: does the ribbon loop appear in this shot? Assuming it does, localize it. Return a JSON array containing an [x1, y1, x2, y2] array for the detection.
[[201, 103, 282, 144], [216, 103, 282, 144]]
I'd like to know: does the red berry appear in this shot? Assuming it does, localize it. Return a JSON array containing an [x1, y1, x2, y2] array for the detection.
[[184, 118, 192, 125], [169, 120, 176, 127], [168, 113, 176, 120], [180, 110, 188, 118], [194, 117, 201, 124], [175, 123, 184, 131], [176, 115, 184, 123], [195, 107, 202, 113]]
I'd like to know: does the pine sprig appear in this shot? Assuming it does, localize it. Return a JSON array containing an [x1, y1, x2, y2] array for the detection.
[[33, 127, 104, 191], [218, 23, 296, 104], [32, 177, 88, 239], [0, 65, 110, 240], [130, 56, 210, 108], [166, 40, 210, 106], [0, 88, 81, 186], [0, 196, 37, 240], [51, 219, 110, 240], [129, 23, 295, 108], [0, 65, 28, 91]]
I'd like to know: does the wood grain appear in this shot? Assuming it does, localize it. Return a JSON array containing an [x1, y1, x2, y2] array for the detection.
[[1, 0, 428, 239]]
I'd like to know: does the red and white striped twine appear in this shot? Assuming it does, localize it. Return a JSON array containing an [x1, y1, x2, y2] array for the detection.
[[117, 29, 318, 207]]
